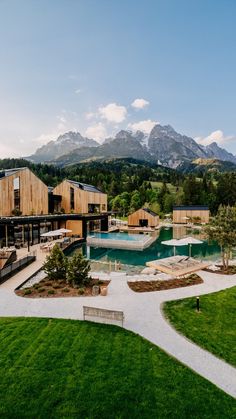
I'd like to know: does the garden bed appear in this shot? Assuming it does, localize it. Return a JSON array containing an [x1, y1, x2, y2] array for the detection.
[[128, 274, 203, 293], [204, 265, 236, 275], [15, 278, 110, 298]]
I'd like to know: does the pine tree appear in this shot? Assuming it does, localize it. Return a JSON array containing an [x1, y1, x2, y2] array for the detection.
[[43, 244, 68, 280], [67, 253, 91, 287]]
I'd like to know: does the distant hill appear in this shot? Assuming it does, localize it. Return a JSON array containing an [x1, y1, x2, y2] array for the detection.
[[26, 124, 236, 169], [178, 158, 236, 174]]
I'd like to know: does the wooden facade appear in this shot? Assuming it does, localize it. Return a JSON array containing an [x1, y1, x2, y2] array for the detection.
[[173, 206, 210, 224], [52, 180, 107, 214], [0, 168, 48, 216], [128, 208, 159, 228]]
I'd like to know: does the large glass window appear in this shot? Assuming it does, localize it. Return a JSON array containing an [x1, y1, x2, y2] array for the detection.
[[70, 187, 75, 210], [13, 177, 20, 210]]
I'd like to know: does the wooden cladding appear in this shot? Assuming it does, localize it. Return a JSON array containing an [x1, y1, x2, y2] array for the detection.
[[173, 209, 210, 224], [52, 180, 107, 214], [128, 209, 159, 227], [0, 168, 48, 216]]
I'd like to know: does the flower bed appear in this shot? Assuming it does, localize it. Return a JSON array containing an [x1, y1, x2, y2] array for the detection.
[[128, 274, 203, 293], [204, 265, 236, 275], [16, 278, 110, 298]]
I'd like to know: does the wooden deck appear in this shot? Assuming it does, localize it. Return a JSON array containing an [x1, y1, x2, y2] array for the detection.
[[146, 256, 210, 277]]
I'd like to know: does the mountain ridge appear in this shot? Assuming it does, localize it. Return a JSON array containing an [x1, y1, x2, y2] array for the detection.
[[26, 124, 236, 168]]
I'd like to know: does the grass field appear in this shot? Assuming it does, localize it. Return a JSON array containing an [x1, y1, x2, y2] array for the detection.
[[151, 181, 181, 194], [0, 317, 235, 418], [164, 286, 236, 367]]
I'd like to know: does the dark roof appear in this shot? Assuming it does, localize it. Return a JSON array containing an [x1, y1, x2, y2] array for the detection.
[[0, 167, 26, 179], [67, 180, 104, 194], [142, 207, 158, 217], [173, 205, 209, 211]]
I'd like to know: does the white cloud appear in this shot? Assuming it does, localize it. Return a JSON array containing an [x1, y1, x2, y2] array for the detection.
[[98, 103, 127, 123], [128, 119, 158, 134], [131, 98, 149, 110], [85, 112, 95, 120], [195, 130, 235, 146], [75, 88, 81, 94], [85, 123, 107, 142]]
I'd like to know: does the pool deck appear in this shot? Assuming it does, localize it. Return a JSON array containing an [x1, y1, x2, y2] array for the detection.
[[147, 256, 211, 277], [87, 233, 157, 250]]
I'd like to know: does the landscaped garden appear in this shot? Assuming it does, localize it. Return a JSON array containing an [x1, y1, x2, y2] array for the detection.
[[0, 317, 235, 418], [128, 274, 202, 292], [16, 244, 109, 298], [164, 286, 236, 367]]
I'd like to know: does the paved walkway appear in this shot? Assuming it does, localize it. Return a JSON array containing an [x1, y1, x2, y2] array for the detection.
[[0, 258, 236, 398]]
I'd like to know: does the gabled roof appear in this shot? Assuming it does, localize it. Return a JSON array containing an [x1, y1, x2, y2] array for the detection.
[[67, 180, 104, 194], [173, 205, 209, 211], [0, 167, 26, 179], [142, 207, 158, 217]]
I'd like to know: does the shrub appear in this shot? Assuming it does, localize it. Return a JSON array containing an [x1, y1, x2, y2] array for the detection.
[[43, 244, 68, 281], [47, 289, 55, 295], [66, 253, 91, 287], [62, 287, 70, 293], [38, 288, 45, 293], [52, 284, 61, 289], [24, 289, 32, 295], [33, 283, 40, 289], [78, 287, 85, 295], [11, 208, 22, 216]]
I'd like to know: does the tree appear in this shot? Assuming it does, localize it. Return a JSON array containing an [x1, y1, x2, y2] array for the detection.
[[204, 206, 236, 271], [130, 191, 142, 213], [163, 193, 174, 214], [67, 253, 91, 287], [43, 244, 68, 280]]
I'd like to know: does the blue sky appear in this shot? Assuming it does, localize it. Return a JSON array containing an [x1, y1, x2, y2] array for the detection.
[[0, 0, 236, 157]]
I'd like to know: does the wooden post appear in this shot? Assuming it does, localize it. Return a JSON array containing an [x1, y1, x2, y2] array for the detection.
[[5, 225, 8, 248], [27, 223, 30, 252]]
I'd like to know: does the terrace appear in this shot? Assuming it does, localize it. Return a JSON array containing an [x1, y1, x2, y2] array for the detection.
[[146, 255, 211, 276]]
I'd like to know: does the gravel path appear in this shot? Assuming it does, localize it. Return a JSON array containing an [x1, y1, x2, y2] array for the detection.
[[0, 260, 236, 398]]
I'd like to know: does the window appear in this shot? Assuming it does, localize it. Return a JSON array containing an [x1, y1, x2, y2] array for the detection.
[[70, 187, 75, 210], [13, 177, 20, 209]]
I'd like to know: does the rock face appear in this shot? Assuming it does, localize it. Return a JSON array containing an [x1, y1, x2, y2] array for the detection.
[[27, 131, 98, 162], [204, 142, 236, 164], [54, 132, 153, 166], [148, 125, 208, 167], [26, 125, 236, 167]]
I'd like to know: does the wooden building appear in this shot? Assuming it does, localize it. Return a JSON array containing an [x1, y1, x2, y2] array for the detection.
[[128, 208, 159, 228], [173, 206, 210, 224], [0, 167, 48, 217], [52, 180, 107, 236], [52, 180, 107, 214]]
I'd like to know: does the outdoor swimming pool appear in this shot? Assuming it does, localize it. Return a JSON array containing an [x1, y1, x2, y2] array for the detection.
[[68, 227, 223, 273], [88, 232, 148, 242]]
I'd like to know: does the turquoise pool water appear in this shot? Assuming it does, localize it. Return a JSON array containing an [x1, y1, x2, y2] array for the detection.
[[88, 232, 148, 242], [68, 227, 221, 273]]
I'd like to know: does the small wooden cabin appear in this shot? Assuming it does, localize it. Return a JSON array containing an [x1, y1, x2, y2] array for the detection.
[[173, 206, 210, 224], [128, 208, 159, 228], [52, 180, 107, 214], [0, 167, 48, 216]]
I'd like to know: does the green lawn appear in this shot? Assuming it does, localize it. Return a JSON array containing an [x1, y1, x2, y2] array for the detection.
[[150, 181, 183, 194], [0, 318, 235, 418], [164, 286, 236, 367]]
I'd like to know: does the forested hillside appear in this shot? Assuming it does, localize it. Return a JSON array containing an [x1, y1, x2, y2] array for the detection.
[[0, 158, 235, 216]]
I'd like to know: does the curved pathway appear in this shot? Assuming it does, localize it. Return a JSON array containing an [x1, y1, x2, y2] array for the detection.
[[0, 262, 236, 398]]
